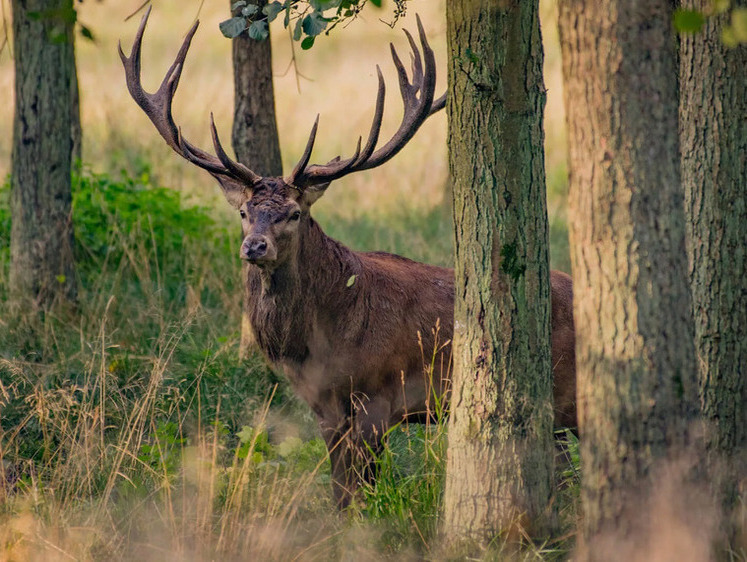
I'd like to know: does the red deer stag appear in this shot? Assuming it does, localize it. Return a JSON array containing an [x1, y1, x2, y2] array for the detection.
[[120, 9, 576, 508]]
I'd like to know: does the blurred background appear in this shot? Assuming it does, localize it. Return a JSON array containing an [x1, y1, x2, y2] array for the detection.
[[0, 0, 569, 271]]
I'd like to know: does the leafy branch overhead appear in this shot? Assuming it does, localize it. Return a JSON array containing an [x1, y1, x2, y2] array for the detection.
[[220, 0, 408, 50]]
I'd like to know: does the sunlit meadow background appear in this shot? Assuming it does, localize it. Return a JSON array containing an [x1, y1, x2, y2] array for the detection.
[[0, 0, 574, 559]]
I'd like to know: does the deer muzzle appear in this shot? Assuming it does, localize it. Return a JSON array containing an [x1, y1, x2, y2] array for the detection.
[[241, 236, 276, 264]]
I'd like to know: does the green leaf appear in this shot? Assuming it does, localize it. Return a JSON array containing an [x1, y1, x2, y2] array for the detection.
[[293, 16, 304, 40], [56, 275, 66, 284], [370, 0, 382, 6], [263, 1, 283, 23], [311, 0, 341, 10], [79, 25, 95, 42], [277, 436, 303, 458], [241, 4, 259, 17], [219, 16, 247, 38], [248, 19, 269, 40], [237, 425, 254, 444], [346, 274, 356, 287], [673, 9, 705, 33], [302, 12, 328, 37], [301, 35, 315, 49]]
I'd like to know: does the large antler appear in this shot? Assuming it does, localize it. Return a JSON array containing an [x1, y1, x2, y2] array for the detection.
[[119, 7, 260, 187], [287, 15, 446, 189]]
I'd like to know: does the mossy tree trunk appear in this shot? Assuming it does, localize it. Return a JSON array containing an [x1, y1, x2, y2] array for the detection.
[[10, 0, 77, 308], [558, 0, 700, 556], [679, 0, 747, 550], [230, 0, 283, 358], [442, 0, 554, 548]]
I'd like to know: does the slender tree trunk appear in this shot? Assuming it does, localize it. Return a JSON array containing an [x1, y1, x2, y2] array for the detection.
[[10, 0, 77, 308], [679, 1, 747, 552], [231, 0, 283, 358], [558, 1, 702, 558], [443, 0, 554, 548]]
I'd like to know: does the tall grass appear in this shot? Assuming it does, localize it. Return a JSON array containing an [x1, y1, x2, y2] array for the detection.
[[0, 167, 579, 560]]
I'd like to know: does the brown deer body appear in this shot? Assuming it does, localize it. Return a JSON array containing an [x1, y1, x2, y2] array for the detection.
[[120, 10, 576, 507]]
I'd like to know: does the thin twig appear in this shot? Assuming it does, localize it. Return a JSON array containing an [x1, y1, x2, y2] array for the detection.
[[1, 0, 11, 59], [193, 0, 206, 23], [287, 22, 302, 93], [124, 0, 152, 22]]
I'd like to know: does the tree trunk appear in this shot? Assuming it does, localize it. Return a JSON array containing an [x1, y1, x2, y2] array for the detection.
[[10, 0, 77, 308], [231, 0, 283, 358], [679, 0, 747, 551], [558, 1, 701, 558], [442, 0, 554, 548]]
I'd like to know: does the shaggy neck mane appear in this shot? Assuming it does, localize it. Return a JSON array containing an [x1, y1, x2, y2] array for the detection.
[[247, 216, 360, 365]]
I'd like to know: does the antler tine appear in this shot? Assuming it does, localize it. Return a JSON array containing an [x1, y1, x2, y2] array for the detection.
[[177, 127, 228, 174], [287, 115, 320, 186], [117, 6, 150, 100], [119, 7, 196, 154], [390, 43, 417, 111], [354, 66, 386, 166], [333, 136, 363, 174], [430, 92, 447, 116], [355, 13, 436, 172], [414, 14, 436, 105], [210, 114, 262, 184], [120, 9, 262, 185], [292, 15, 445, 187], [403, 29, 423, 92]]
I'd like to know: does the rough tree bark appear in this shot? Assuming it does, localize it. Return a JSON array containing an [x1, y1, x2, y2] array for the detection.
[[558, 1, 701, 558], [679, 0, 747, 551], [231, 0, 283, 358], [10, 0, 77, 307], [442, 0, 554, 548]]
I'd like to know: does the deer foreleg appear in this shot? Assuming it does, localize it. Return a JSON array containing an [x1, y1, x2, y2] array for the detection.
[[319, 395, 392, 509]]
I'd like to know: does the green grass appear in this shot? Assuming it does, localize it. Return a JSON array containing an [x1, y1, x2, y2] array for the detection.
[[0, 166, 577, 560]]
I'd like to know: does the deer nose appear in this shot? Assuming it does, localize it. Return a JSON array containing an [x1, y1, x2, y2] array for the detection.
[[242, 237, 269, 261]]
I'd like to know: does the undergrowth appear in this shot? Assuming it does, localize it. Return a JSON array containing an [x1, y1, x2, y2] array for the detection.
[[0, 168, 579, 560]]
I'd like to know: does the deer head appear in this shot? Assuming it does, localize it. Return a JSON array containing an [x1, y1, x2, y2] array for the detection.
[[119, 8, 445, 269]]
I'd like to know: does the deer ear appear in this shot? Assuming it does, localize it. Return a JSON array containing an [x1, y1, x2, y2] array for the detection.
[[211, 174, 251, 209], [300, 182, 331, 207]]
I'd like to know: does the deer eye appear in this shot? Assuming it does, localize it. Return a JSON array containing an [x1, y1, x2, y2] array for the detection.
[[239, 210, 246, 219], [289, 211, 301, 221]]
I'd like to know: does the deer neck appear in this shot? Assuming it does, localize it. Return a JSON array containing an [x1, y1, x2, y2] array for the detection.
[[248, 216, 357, 363]]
